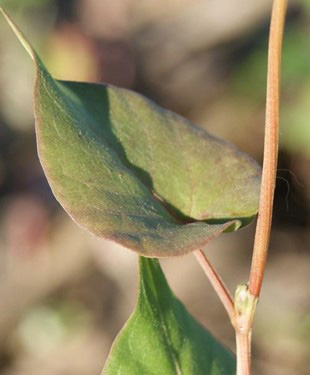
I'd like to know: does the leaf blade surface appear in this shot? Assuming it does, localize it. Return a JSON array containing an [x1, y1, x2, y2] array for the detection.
[[103, 257, 236, 375], [1, 8, 261, 256]]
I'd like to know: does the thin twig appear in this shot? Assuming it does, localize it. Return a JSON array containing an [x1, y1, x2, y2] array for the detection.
[[194, 249, 235, 322], [249, 0, 287, 298]]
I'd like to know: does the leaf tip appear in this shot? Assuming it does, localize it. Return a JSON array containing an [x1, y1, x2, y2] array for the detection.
[[0, 6, 35, 61]]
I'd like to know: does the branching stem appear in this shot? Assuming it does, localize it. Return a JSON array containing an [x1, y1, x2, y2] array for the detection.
[[196, 1, 287, 374]]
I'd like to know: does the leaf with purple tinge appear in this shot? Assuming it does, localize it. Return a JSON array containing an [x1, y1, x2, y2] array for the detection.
[[0, 8, 261, 257]]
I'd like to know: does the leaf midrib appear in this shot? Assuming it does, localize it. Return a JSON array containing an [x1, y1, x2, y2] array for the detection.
[[142, 266, 184, 375]]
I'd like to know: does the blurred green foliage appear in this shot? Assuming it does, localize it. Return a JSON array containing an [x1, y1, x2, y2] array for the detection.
[[231, 11, 310, 158]]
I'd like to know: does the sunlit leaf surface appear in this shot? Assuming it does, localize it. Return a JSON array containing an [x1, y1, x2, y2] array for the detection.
[[1, 8, 261, 256], [103, 257, 236, 375]]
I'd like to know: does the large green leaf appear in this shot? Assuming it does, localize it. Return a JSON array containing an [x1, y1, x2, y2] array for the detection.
[[1, 9, 261, 256], [103, 257, 236, 375]]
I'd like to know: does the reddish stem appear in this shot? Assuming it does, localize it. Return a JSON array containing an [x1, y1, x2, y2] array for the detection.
[[194, 250, 235, 322], [249, 0, 287, 298], [236, 331, 251, 375]]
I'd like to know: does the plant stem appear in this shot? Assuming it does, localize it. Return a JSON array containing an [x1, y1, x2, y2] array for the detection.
[[196, 2, 286, 374], [236, 331, 251, 375], [234, 285, 257, 375], [194, 250, 235, 322], [235, 1, 287, 373], [249, 0, 287, 298]]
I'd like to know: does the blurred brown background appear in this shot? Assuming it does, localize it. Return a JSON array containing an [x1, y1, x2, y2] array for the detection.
[[0, 1, 309, 374]]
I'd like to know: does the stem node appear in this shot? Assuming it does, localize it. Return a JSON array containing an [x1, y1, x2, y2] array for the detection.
[[233, 284, 258, 335]]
